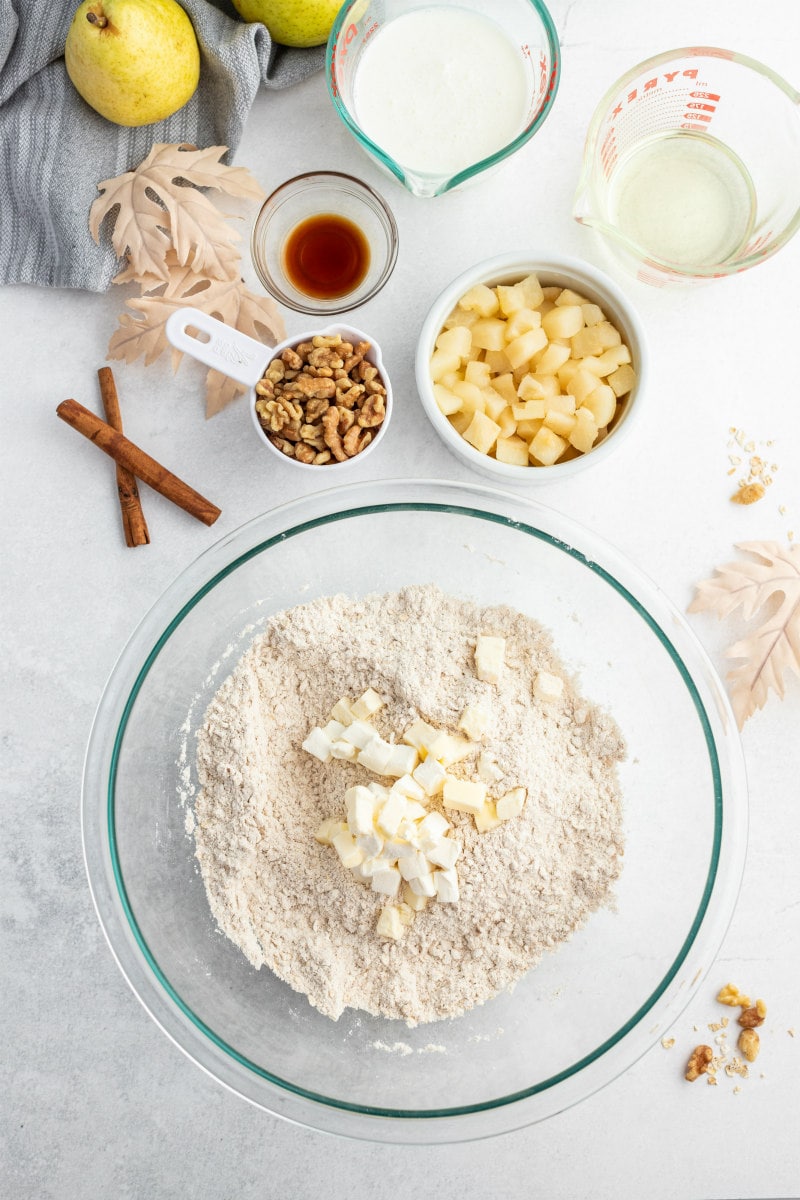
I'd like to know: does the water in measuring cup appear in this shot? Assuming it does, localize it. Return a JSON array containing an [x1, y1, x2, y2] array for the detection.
[[352, 7, 529, 177], [607, 132, 757, 267]]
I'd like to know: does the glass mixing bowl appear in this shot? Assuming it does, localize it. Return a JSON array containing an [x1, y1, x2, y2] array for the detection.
[[82, 480, 747, 1142]]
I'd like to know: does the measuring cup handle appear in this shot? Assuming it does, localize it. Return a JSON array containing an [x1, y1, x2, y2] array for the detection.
[[165, 308, 271, 388]]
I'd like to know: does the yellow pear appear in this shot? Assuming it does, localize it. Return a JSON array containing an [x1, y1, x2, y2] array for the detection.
[[65, 0, 201, 127], [231, 0, 343, 49]]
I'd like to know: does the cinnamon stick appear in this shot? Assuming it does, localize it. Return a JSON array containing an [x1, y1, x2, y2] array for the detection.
[[97, 367, 150, 547], [57, 399, 221, 527]]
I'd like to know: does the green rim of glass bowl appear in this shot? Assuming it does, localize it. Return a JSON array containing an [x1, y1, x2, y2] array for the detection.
[[325, 1, 561, 197], [104, 498, 725, 1122]]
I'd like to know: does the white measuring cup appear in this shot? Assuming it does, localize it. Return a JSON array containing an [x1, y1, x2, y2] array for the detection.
[[573, 48, 800, 285], [165, 307, 392, 470]]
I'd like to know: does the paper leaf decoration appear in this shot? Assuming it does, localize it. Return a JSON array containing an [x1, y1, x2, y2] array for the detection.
[[90, 143, 266, 282], [689, 541, 800, 728]]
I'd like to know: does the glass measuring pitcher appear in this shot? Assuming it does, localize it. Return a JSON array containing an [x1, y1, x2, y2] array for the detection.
[[573, 48, 800, 285], [326, 0, 560, 199]]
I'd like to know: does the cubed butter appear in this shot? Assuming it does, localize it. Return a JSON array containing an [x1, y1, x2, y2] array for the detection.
[[426, 731, 474, 766], [458, 703, 490, 741], [371, 866, 401, 897], [473, 800, 502, 833], [412, 756, 447, 796], [443, 776, 487, 816], [332, 830, 364, 870], [402, 882, 428, 912], [475, 634, 505, 685], [496, 787, 527, 821], [376, 905, 405, 940], [383, 743, 419, 778], [533, 670, 564, 703], [376, 789, 409, 838], [330, 698, 354, 726], [301, 727, 333, 763], [351, 687, 384, 721], [434, 867, 460, 904], [424, 837, 461, 871], [357, 737, 394, 775]]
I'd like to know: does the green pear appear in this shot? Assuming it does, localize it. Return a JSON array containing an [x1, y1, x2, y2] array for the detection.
[[231, 0, 343, 48], [65, 0, 200, 127]]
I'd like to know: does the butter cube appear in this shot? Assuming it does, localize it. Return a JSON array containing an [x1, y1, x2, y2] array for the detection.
[[330, 698, 354, 726], [475, 635, 505, 685], [382, 838, 414, 861], [477, 753, 504, 784], [376, 905, 405, 940], [341, 719, 379, 750], [367, 781, 391, 801], [358, 737, 394, 775], [314, 818, 347, 845], [400, 799, 427, 823], [345, 785, 379, 835], [301, 727, 333, 763], [357, 830, 384, 858], [376, 790, 409, 838], [329, 739, 358, 761], [474, 801, 502, 833], [496, 787, 527, 821], [434, 867, 460, 904], [459, 704, 490, 741], [426, 731, 475, 767], [391, 773, 426, 802], [384, 743, 419, 778], [397, 903, 416, 927], [417, 811, 451, 846], [321, 719, 346, 742], [398, 851, 432, 882], [332, 830, 365, 870], [412, 757, 447, 796], [402, 718, 439, 752], [443, 777, 487, 816], [424, 837, 461, 871], [533, 670, 564, 703], [402, 882, 429, 912], [351, 687, 384, 721], [371, 866, 401, 897], [409, 873, 437, 898]]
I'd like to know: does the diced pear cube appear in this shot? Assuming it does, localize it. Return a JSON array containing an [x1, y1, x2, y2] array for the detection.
[[434, 384, 462, 417], [429, 349, 462, 382], [515, 418, 543, 441], [464, 359, 492, 388], [529, 425, 568, 466], [569, 407, 599, 453], [473, 800, 502, 833], [496, 282, 527, 316], [491, 372, 518, 405], [497, 407, 517, 437], [557, 359, 581, 388], [442, 306, 479, 329], [435, 324, 472, 358], [438, 370, 463, 390], [452, 380, 486, 415], [481, 387, 507, 422], [581, 302, 605, 326], [582, 383, 617, 429], [512, 399, 546, 420], [542, 305, 584, 340], [463, 410, 501, 455], [596, 345, 632, 374], [534, 341, 571, 375], [471, 318, 507, 351], [566, 367, 601, 405], [570, 325, 606, 359], [542, 286, 561, 301], [504, 307, 542, 341], [449, 412, 470, 436], [529, 373, 560, 399], [516, 373, 546, 402], [544, 409, 576, 438], [483, 349, 513, 375], [555, 287, 589, 307], [458, 283, 500, 317], [516, 273, 544, 309], [547, 392, 576, 415], [495, 436, 530, 466], [595, 320, 622, 348], [505, 326, 548, 369], [607, 363, 636, 397]]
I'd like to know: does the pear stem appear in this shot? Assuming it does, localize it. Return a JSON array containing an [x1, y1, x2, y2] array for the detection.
[[86, 12, 108, 27]]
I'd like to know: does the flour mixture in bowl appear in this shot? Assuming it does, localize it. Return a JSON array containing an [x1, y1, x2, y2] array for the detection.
[[193, 584, 625, 1024]]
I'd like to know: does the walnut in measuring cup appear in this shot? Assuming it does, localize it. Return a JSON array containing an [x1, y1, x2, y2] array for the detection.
[[255, 335, 387, 464]]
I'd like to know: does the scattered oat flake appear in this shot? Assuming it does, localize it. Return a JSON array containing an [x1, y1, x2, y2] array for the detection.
[[707, 1074, 718, 1086], [661, 1036, 675, 1049], [733, 1085, 742, 1094], [789, 1028, 796, 1038]]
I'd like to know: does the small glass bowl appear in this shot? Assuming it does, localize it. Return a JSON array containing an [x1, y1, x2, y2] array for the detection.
[[250, 171, 399, 315]]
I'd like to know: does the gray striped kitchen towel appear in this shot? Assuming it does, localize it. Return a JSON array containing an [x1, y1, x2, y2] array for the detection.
[[0, 0, 324, 291]]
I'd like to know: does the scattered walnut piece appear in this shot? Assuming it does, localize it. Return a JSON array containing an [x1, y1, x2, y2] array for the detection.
[[255, 334, 387, 464], [738, 1029, 760, 1062], [738, 1000, 767, 1028], [717, 983, 751, 1008], [731, 481, 765, 505], [685, 1044, 713, 1082]]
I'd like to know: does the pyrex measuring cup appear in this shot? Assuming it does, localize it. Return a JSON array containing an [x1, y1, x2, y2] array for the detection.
[[326, 0, 560, 198], [573, 48, 800, 285]]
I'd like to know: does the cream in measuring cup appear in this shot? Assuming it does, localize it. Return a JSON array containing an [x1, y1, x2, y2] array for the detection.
[[327, 0, 560, 198], [573, 47, 800, 284]]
